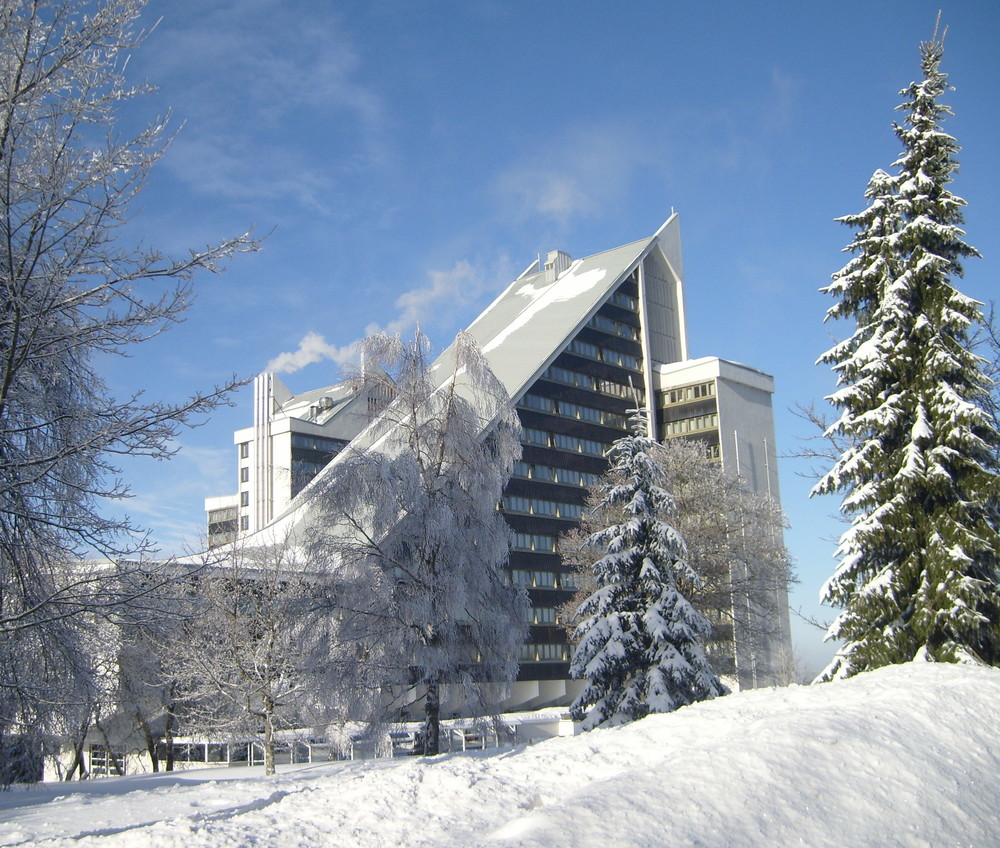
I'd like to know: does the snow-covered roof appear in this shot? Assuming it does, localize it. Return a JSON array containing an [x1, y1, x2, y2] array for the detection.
[[256, 214, 684, 541], [275, 380, 357, 427]]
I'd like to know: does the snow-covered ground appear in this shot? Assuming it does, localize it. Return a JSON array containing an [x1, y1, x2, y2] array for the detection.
[[2, 661, 996, 848]]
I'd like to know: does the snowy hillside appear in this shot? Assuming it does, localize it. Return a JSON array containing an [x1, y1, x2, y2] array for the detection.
[[1, 661, 996, 848]]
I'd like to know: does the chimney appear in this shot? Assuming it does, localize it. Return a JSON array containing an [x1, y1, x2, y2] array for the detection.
[[544, 250, 572, 282]]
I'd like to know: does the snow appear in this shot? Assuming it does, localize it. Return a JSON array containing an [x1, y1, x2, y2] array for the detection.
[[2, 662, 997, 847], [483, 266, 607, 353]]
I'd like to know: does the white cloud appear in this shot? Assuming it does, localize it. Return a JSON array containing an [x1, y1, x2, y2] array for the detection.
[[141, 1, 389, 217], [109, 443, 240, 557], [266, 332, 358, 374], [267, 257, 509, 375], [494, 122, 654, 228], [382, 260, 490, 335]]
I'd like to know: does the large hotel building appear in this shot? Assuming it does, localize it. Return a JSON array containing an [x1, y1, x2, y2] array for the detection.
[[205, 214, 792, 710]]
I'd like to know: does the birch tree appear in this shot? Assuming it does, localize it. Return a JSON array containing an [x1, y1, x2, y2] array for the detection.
[[168, 539, 339, 776], [0, 0, 257, 765], [313, 330, 527, 756]]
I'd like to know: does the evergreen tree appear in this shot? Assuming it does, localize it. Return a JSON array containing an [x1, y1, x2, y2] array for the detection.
[[570, 412, 725, 729], [815, 28, 1000, 678]]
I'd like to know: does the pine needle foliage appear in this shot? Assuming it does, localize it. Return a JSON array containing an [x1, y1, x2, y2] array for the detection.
[[570, 412, 726, 728], [815, 27, 1000, 679]]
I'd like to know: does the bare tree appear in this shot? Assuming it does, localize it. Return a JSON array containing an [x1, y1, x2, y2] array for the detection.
[[165, 536, 348, 776], [0, 0, 258, 769], [312, 330, 527, 756]]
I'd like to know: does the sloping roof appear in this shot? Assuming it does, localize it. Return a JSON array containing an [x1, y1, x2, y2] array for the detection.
[[259, 214, 680, 539], [462, 236, 652, 403]]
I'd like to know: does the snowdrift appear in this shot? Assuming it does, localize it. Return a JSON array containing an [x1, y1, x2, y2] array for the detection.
[[1, 661, 996, 848]]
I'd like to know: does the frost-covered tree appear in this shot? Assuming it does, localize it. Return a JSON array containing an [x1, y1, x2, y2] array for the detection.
[[167, 537, 349, 776], [569, 413, 726, 729], [814, 28, 1000, 679], [0, 0, 257, 767], [313, 330, 527, 755], [562, 438, 794, 687]]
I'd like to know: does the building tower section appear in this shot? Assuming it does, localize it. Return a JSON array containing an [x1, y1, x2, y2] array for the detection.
[[205, 213, 793, 705]]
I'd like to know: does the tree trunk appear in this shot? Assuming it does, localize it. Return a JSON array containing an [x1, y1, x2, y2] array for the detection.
[[263, 694, 276, 776], [163, 701, 176, 772], [136, 711, 159, 773], [64, 715, 92, 781], [423, 680, 441, 756], [95, 722, 124, 776]]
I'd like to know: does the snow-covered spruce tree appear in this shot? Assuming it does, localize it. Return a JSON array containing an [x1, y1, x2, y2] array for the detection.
[[312, 330, 527, 756], [562, 438, 794, 686], [0, 0, 257, 769], [569, 412, 726, 729], [814, 29, 1000, 679]]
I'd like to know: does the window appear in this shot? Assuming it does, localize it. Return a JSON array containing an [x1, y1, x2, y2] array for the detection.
[[532, 571, 556, 588], [659, 381, 716, 406], [533, 607, 557, 624], [552, 433, 607, 456], [520, 395, 626, 430], [663, 412, 719, 436], [290, 434, 347, 453], [240, 491, 249, 507], [561, 571, 582, 590], [504, 496, 531, 514], [240, 466, 249, 483], [512, 462, 601, 489], [586, 313, 639, 340], [503, 498, 583, 520], [239, 442, 250, 459], [240, 516, 249, 531], [567, 339, 640, 371], [536, 643, 568, 661], [521, 394, 555, 413], [610, 291, 638, 311], [568, 339, 599, 360], [523, 428, 550, 446], [513, 533, 556, 552]]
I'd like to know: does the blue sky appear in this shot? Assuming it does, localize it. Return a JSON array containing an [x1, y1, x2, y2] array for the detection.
[[102, 1, 1000, 674]]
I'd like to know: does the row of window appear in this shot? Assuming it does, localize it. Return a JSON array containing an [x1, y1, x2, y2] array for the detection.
[[662, 412, 719, 436], [511, 569, 581, 590], [292, 459, 328, 479], [521, 606, 559, 625], [542, 365, 640, 401], [609, 291, 638, 311], [523, 427, 609, 457], [503, 496, 582, 521], [519, 643, 571, 662], [290, 434, 346, 453], [658, 380, 716, 407], [567, 339, 641, 371], [512, 461, 601, 489], [519, 394, 627, 430], [586, 313, 639, 340], [513, 533, 557, 553]]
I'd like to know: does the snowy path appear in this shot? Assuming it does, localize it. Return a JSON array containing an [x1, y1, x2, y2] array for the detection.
[[1, 662, 996, 848]]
